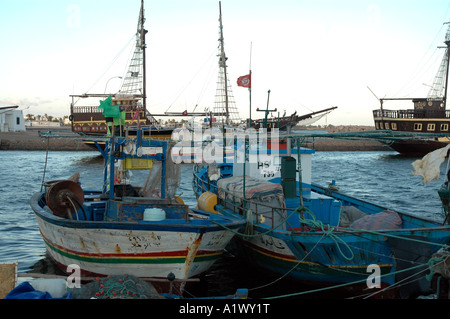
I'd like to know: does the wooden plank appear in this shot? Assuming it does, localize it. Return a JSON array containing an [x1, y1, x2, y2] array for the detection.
[[0, 262, 18, 299], [17, 272, 200, 283]]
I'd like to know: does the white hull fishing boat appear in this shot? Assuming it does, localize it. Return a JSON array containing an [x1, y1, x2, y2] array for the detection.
[[31, 123, 245, 294]]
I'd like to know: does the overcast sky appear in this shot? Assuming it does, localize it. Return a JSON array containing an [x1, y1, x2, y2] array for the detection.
[[1, 0, 450, 125]]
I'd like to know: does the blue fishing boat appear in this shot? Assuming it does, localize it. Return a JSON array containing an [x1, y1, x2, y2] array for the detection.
[[30, 125, 245, 295], [192, 132, 450, 297]]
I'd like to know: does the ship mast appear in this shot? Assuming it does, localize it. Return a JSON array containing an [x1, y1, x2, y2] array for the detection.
[[427, 22, 450, 108], [119, 0, 147, 112], [443, 23, 450, 109], [140, 0, 147, 114], [214, 1, 240, 126], [218, 1, 229, 124]]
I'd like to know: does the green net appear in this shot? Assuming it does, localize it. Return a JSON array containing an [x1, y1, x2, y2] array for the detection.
[[69, 275, 165, 299]]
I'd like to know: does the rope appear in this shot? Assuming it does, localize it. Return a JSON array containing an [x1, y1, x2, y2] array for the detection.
[[263, 262, 427, 299], [426, 252, 448, 281], [249, 232, 327, 292], [40, 136, 50, 192], [293, 206, 354, 261]]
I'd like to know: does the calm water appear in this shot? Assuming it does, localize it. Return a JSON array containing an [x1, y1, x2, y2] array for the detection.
[[0, 150, 447, 297]]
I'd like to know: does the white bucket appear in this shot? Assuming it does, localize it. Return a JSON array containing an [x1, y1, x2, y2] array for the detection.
[[143, 208, 166, 221]]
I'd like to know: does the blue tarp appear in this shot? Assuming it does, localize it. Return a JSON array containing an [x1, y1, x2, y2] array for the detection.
[[4, 282, 70, 299]]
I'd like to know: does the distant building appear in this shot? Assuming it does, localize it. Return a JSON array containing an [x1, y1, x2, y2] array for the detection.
[[25, 120, 62, 128], [0, 106, 26, 132]]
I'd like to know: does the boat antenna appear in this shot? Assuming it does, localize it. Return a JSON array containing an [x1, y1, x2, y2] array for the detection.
[[248, 42, 252, 128]]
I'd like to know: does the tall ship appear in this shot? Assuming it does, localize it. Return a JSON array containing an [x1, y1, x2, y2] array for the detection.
[[70, 1, 336, 148], [372, 23, 450, 155], [69, 1, 173, 148], [200, 2, 337, 132]]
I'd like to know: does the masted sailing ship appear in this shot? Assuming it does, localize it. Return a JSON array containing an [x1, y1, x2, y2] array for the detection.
[[69, 1, 336, 149], [372, 23, 450, 155], [69, 1, 172, 149]]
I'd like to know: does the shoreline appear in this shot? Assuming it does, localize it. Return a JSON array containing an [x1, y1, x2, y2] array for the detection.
[[0, 126, 391, 152]]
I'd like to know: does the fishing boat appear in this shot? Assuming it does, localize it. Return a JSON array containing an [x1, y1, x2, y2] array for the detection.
[[30, 123, 245, 294], [192, 131, 450, 298], [372, 23, 450, 156]]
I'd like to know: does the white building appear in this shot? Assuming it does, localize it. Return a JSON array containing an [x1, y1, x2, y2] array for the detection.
[[0, 106, 26, 132]]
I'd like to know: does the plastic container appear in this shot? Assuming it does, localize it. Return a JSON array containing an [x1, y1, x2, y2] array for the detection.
[[30, 278, 67, 298], [143, 208, 166, 221]]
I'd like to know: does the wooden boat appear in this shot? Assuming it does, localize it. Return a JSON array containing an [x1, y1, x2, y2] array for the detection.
[[69, 1, 175, 150], [372, 23, 450, 156], [30, 128, 245, 294], [192, 132, 450, 297]]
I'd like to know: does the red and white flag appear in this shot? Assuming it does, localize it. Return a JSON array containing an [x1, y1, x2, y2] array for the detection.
[[237, 74, 251, 88]]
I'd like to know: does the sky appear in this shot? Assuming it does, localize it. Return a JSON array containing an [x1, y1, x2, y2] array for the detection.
[[1, 0, 450, 126]]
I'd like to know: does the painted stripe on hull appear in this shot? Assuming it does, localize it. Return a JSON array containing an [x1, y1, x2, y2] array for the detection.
[[34, 212, 234, 279], [239, 239, 394, 284], [42, 232, 222, 264]]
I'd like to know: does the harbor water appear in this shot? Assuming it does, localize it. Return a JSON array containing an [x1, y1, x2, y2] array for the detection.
[[0, 150, 447, 298]]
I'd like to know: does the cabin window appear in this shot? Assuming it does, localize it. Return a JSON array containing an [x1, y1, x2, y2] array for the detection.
[[441, 124, 449, 131], [427, 124, 436, 131], [375, 122, 379, 129], [16, 117, 20, 125], [391, 122, 397, 130], [385, 122, 390, 130], [414, 123, 422, 131]]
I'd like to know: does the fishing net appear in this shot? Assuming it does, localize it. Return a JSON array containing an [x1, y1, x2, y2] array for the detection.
[[69, 275, 165, 299], [139, 145, 180, 199]]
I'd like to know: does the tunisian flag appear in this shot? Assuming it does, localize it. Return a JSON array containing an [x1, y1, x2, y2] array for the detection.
[[237, 74, 251, 88]]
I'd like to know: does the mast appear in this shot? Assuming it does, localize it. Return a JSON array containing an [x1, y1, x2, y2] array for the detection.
[[248, 43, 252, 128], [218, 1, 229, 124], [427, 22, 450, 107], [443, 23, 450, 109], [214, 2, 240, 126], [119, 0, 147, 112], [139, 0, 147, 113]]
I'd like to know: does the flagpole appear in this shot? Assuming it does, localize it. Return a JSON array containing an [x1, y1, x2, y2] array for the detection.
[[248, 42, 252, 129]]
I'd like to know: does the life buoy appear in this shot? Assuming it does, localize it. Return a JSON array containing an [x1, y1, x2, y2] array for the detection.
[[197, 192, 217, 214], [69, 115, 74, 121]]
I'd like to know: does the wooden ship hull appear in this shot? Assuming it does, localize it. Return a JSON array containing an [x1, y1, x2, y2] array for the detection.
[[372, 23, 450, 156], [31, 191, 243, 284], [372, 103, 450, 156], [252, 106, 338, 131]]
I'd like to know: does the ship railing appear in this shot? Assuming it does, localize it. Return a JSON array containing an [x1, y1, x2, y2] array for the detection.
[[373, 108, 450, 119], [192, 165, 299, 231], [72, 105, 103, 114]]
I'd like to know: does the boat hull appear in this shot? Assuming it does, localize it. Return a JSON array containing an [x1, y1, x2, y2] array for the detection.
[[31, 192, 243, 282], [193, 164, 450, 296], [383, 138, 449, 156], [233, 224, 450, 288]]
